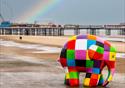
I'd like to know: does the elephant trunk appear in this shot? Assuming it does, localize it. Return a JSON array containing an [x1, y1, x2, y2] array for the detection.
[[102, 61, 115, 87]]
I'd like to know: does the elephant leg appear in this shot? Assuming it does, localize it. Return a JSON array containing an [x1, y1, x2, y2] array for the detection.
[[83, 73, 101, 87], [98, 61, 106, 86], [64, 67, 79, 86], [98, 74, 104, 86], [64, 73, 70, 85], [64, 67, 70, 85], [65, 72, 79, 86], [68, 71, 79, 86]]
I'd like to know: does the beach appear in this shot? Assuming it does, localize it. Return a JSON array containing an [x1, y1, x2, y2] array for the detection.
[[0, 0, 124, 87], [0, 35, 125, 88], [0, 35, 125, 53]]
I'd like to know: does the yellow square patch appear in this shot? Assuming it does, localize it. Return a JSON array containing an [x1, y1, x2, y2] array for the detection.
[[97, 74, 101, 83], [108, 75, 113, 81], [68, 35, 76, 41], [84, 78, 90, 86], [109, 52, 116, 61], [86, 51, 90, 60], [66, 73, 70, 79]]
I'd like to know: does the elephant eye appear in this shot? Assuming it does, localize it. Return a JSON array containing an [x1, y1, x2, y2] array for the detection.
[[112, 55, 115, 58]]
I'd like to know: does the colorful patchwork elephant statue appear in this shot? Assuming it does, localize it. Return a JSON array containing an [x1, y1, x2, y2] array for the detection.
[[58, 34, 116, 87]]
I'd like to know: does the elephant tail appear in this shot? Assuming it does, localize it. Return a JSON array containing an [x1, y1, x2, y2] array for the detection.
[[102, 61, 115, 87]]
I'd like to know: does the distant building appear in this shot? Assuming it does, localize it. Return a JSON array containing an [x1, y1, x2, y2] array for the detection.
[[0, 21, 12, 27]]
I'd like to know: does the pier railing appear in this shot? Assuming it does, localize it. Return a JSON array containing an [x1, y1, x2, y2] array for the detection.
[[0, 24, 125, 36]]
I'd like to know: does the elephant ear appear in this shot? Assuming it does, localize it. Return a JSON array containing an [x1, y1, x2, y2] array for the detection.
[[88, 45, 104, 60]]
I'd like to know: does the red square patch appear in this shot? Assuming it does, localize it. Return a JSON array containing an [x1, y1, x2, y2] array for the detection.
[[90, 78, 98, 86], [93, 52, 103, 60], [67, 40, 76, 49], [105, 61, 115, 69], [91, 74, 98, 79], [104, 41, 111, 46], [68, 67, 77, 72], [60, 58, 67, 67], [88, 49, 95, 59], [76, 66, 86, 72], [69, 79, 79, 86]]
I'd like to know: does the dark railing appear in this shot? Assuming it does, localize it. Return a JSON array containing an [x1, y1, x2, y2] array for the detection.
[[0, 24, 125, 36]]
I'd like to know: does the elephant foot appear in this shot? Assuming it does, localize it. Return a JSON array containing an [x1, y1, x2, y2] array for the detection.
[[64, 79, 70, 85], [65, 78, 79, 86], [65, 79, 79, 86], [98, 74, 104, 86], [69, 79, 79, 86], [83, 73, 100, 87]]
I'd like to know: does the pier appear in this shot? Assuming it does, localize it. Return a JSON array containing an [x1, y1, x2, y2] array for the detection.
[[0, 23, 125, 36]]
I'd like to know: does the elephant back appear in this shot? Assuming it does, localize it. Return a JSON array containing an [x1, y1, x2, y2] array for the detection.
[[59, 34, 116, 67]]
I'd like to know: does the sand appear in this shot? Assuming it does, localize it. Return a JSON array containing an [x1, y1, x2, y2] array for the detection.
[[0, 43, 125, 73], [0, 35, 125, 53], [0, 44, 125, 88], [0, 39, 125, 88]]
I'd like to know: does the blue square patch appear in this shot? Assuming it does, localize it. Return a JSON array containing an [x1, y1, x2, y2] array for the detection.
[[67, 59, 75, 66], [92, 68, 100, 74], [87, 40, 96, 49]]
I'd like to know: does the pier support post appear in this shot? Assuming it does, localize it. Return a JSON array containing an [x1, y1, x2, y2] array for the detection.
[[3, 29, 5, 35], [34, 28, 37, 36], [12, 28, 14, 35], [0, 28, 1, 35], [106, 29, 111, 35], [17, 28, 18, 35], [74, 28, 80, 35]]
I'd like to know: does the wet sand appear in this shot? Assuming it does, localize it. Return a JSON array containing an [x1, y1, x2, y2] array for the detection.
[[0, 39, 125, 88], [0, 45, 125, 73], [0, 35, 125, 53]]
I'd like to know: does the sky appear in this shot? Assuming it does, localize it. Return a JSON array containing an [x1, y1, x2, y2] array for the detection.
[[0, 0, 124, 24]]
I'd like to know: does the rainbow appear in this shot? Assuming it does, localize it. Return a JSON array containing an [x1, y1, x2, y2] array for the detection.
[[17, 0, 62, 23]]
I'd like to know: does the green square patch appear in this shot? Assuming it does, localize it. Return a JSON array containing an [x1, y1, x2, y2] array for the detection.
[[69, 72, 79, 78], [110, 46, 116, 52], [96, 46, 104, 54], [86, 60, 94, 67], [67, 50, 75, 59]]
